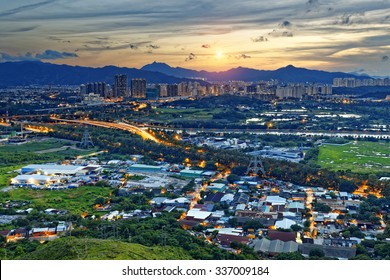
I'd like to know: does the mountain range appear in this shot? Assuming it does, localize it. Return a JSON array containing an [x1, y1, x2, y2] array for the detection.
[[0, 60, 370, 86], [0, 61, 195, 87], [142, 62, 369, 83]]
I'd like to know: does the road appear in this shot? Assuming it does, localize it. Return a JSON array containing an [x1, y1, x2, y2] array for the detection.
[[305, 188, 316, 238], [50, 117, 160, 143]]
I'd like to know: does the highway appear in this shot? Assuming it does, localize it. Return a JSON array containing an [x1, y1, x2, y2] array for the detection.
[[50, 117, 160, 143]]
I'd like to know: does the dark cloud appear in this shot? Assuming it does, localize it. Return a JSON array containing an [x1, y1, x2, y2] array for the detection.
[[202, 44, 211, 48], [129, 44, 138, 50], [78, 41, 151, 52], [146, 44, 160, 49], [337, 13, 365, 25], [12, 26, 39, 32], [307, 0, 319, 4], [185, 53, 197, 61], [0, 52, 35, 62], [35, 50, 78, 59], [0, 49, 78, 62], [236, 54, 251, 59], [0, 0, 57, 17], [268, 30, 293, 37], [279, 21, 292, 28], [382, 55, 389, 62], [47, 36, 62, 41], [251, 36, 268, 42]]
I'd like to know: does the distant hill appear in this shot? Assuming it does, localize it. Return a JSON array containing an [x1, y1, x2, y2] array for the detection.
[[19, 237, 193, 260], [332, 86, 390, 98], [142, 62, 370, 83], [0, 61, 198, 86], [0, 60, 371, 86]]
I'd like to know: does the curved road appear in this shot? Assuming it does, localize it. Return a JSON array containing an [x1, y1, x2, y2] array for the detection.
[[50, 117, 160, 143]]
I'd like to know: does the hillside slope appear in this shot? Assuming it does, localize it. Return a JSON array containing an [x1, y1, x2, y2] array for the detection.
[[19, 237, 193, 260]]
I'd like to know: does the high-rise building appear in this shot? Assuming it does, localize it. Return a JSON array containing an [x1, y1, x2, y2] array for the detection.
[[131, 78, 146, 99], [81, 82, 109, 97], [158, 84, 168, 98], [167, 84, 178, 97], [113, 74, 128, 98], [80, 84, 87, 95]]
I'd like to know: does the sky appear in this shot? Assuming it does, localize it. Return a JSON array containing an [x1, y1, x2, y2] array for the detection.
[[0, 0, 390, 76]]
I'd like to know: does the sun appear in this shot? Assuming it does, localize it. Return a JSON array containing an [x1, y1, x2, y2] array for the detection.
[[216, 51, 223, 59]]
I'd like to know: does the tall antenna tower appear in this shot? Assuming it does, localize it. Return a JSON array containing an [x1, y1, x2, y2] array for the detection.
[[80, 126, 94, 149], [246, 134, 266, 177]]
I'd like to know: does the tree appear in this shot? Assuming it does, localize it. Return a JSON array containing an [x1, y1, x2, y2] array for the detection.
[[309, 248, 325, 258], [229, 218, 238, 228], [94, 197, 106, 205], [243, 220, 263, 232], [374, 243, 390, 258], [290, 224, 303, 232], [275, 252, 305, 260], [227, 174, 240, 184]]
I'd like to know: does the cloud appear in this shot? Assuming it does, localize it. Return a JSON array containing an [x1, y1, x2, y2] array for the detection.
[[251, 36, 268, 42], [236, 54, 251, 59], [337, 13, 365, 25], [129, 44, 138, 50], [146, 44, 160, 49], [382, 55, 389, 62], [202, 44, 211, 48], [307, 0, 319, 4], [185, 53, 197, 61], [11, 26, 39, 32], [0, 0, 57, 17], [77, 41, 151, 52], [35, 50, 78, 59], [279, 21, 292, 28], [268, 30, 293, 37], [0, 52, 35, 62], [0, 49, 78, 62]]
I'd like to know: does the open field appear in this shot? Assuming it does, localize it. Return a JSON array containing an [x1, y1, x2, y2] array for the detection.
[[0, 186, 111, 215], [318, 141, 390, 174], [0, 138, 73, 153], [155, 108, 224, 121]]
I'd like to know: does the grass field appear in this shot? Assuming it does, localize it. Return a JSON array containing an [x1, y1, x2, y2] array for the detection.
[[19, 237, 192, 260], [0, 186, 111, 215], [318, 141, 390, 174], [0, 138, 73, 153], [155, 108, 223, 121]]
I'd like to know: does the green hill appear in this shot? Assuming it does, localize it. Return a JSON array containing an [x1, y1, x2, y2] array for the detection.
[[19, 237, 193, 260]]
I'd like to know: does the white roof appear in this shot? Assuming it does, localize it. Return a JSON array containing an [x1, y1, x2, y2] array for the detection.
[[186, 210, 212, 220], [211, 210, 225, 218], [275, 218, 297, 229], [283, 211, 297, 217], [216, 228, 243, 236], [221, 194, 234, 202], [165, 197, 190, 204], [324, 213, 339, 220], [14, 174, 54, 181], [236, 204, 246, 211], [287, 202, 305, 209], [266, 196, 287, 205], [22, 164, 85, 175], [206, 183, 226, 189]]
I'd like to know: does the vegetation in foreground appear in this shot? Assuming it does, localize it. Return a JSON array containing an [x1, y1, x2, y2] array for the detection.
[[17, 237, 192, 260], [318, 141, 390, 174]]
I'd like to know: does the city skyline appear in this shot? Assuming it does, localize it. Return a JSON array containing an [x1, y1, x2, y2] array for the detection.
[[1, 0, 390, 76]]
